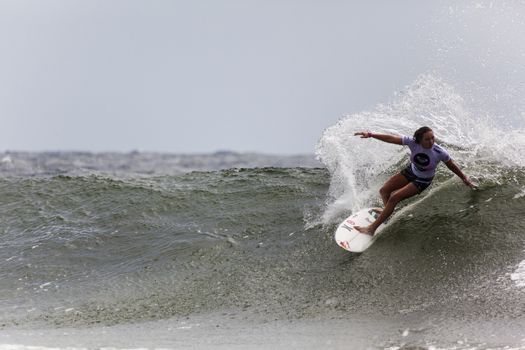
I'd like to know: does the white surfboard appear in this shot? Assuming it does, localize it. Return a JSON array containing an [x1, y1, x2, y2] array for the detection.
[[334, 207, 386, 253]]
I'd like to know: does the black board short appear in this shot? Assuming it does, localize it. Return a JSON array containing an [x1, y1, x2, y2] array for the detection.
[[401, 165, 434, 193]]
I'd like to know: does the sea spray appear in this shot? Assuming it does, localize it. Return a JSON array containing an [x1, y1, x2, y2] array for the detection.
[[316, 74, 525, 224]]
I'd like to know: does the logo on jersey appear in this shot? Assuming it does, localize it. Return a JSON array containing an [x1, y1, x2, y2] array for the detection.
[[413, 153, 430, 170]]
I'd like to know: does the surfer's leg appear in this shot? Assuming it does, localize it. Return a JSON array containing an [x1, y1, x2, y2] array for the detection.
[[379, 173, 410, 206], [356, 183, 419, 235]]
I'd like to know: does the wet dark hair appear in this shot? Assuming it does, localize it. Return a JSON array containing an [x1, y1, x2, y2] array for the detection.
[[413, 126, 433, 144]]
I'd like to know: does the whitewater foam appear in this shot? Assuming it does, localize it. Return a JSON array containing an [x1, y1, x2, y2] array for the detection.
[[514, 188, 525, 199], [510, 259, 525, 288]]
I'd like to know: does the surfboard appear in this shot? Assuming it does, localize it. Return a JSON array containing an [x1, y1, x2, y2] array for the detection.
[[334, 207, 385, 253]]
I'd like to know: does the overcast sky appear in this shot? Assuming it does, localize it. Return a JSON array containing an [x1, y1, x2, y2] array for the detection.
[[1, 1, 523, 154]]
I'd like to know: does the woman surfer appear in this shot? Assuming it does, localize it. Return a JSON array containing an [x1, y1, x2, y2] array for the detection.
[[353, 126, 475, 236]]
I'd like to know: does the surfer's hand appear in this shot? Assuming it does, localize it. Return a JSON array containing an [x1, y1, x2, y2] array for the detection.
[[463, 177, 477, 189], [354, 131, 372, 138]]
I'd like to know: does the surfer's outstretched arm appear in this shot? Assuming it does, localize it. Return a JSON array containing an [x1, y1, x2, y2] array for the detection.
[[444, 159, 476, 188], [354, 132, 402, 145]]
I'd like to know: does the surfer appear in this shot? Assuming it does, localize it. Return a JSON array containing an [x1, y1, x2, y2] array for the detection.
[[353, 126, 475, 236]]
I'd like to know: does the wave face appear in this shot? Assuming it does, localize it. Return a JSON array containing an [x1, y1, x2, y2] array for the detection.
[[1, 154, 525, 332]]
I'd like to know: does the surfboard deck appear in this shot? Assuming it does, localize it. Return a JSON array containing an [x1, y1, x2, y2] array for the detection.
[[334, 207, 386, 253]]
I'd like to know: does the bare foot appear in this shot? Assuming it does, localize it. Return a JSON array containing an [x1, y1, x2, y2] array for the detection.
[[371, 207, 383, 214], [354, 225, 375, 236], [371, 207, 390, 224]]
